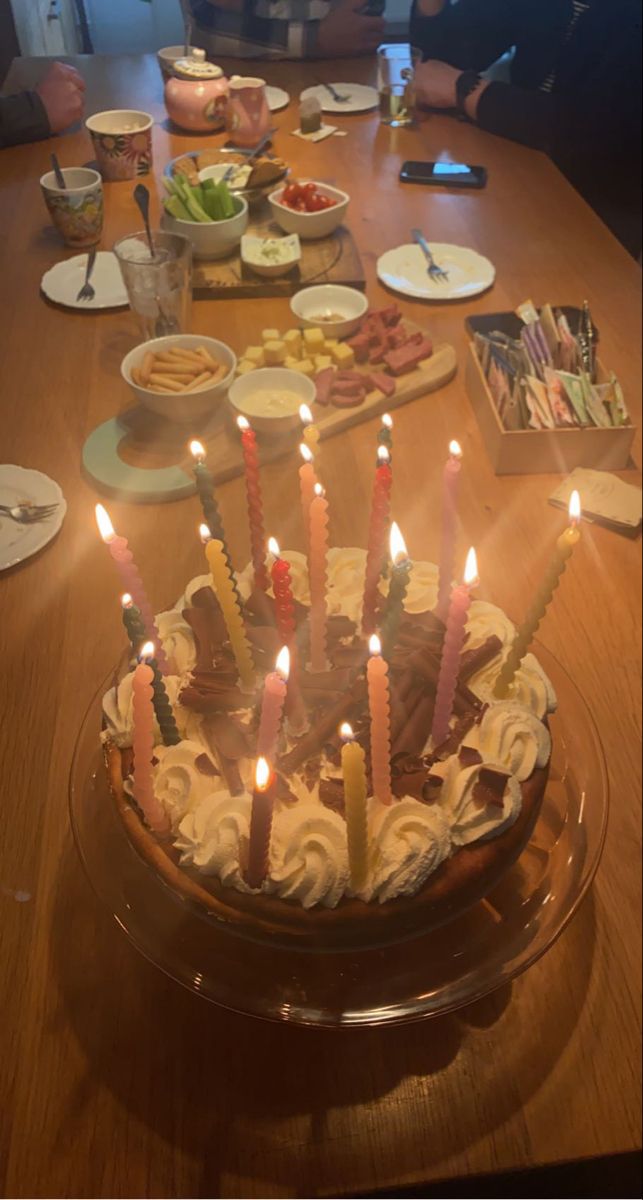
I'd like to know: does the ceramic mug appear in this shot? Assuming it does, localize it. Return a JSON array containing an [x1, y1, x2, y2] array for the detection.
[[40, 166, 103, 248], [225, 77, 271, 148], [85, 110, 153, 180]]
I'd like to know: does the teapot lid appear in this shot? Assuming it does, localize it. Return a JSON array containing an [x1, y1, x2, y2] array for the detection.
[[173, 49, 224, 80]]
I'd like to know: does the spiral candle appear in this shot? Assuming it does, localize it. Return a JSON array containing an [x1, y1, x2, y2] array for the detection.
[[381, 522, 411, 661], [431, 548, 479, 747], [308, 483, 329, 673], [147, 645, 181, 746], [341, 723, 369, 891], [367, 634, 392, 805], [257, 646, 289, 760], [436, 440, 463, 623], [236, 417, 269, 592], [361, 445, 393, 635], [246, 756, 276, 889], [298, 442, 318, 555], [300, 403, 320, 458], [201, 525, 255, 692], [190, 440, 242, 607], [132, 650, 170, 835], [377, 412, 393, 457], [268, 538, 307, 735], [121, 593, 146, 656], [95, 504, 170, 676]]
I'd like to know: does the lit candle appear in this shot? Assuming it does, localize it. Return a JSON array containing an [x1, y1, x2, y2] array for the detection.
[[200, 523, 255, 692], [298, 442, 318, 554], [380, 521, 412, 660], [495, 491, 582, 698], [132, 643, 170, 835], [436, 440, 463, 623], [268, 538, 307, 735], [95, 504, 170, 676], [367, 634, 392, 805], [144, 638, 181, 747], [121, 593, 146, 656], [189, 439, 226, 543], [377, 412, 393, 456], [340, 722, 368, 891], [431, 547, 479, 747], [246, 756, 276, 889], [308, 482, 329, 673], [257, 646, 289, 760], [300, 403, 319, 458], [236, 417, 269, 592], [361, 445, 393, 636]]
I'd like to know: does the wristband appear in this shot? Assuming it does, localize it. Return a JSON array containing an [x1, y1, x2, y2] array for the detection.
[[455, 70, 482, 114]]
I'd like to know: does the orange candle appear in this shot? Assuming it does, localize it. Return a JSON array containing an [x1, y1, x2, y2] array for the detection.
[[308, 482, 329, 673], [132, 642, 170, 835], [367, 634, 392, 805], [298, 442, 318, 553], [300, 403, 320, 458]]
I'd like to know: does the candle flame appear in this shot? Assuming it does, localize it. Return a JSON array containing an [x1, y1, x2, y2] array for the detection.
[[464, 546, 479, 587], [236, 415, 250, 432], [313, 482, 324, 497], [199, 522, 212, 543], [381, 413, 393, 429], [255, 756, 271, 791], [267, 536, 280, 558], [95, 503, 115, 543], [339, 721, 354, 742], [299, 403, 313, 425], [389, 521, 408, 566], [299, 442, 313, 464], [121, 593, 133, 608], [449, 439, 462, 459], [369, 633, 382, 656], [569, 489, 581, 524], [377, 445, 390, 464], [275, 645, 290, 680], [190, 439, 205, 461], [140, 640, 155, 661]]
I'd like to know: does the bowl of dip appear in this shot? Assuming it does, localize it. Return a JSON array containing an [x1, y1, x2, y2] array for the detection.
[[241, 233, 301, 278], [290, 284, 368, 338], [228, 367, 315, 435]]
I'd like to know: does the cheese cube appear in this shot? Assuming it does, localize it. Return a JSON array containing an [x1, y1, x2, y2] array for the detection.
[[284, 355, 300, 370], [314, 355, 332, 371], [331, 342, 355, 368], [324, 338, 339, 351], [236, 360, 256, 375], [283, 329, 303, 358], [264, 340, 287, 365], [262, 328, 280, 343], [244, 345, 265, 366], [303, 328, 325, 353], [293, 357, 315, 377]]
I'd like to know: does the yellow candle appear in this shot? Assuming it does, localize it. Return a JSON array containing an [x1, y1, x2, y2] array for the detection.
[[300, 403, 320, 458], [200, 523, 255, 692], [340, 722, 368, 891], [495, 491, 581, 698]]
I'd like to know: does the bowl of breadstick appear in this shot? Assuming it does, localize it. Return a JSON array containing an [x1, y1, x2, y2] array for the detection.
[[121, 334, 237, 422]]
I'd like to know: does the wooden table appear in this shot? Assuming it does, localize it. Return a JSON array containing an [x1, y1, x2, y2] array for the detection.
[[1, 54, 641, 1199]]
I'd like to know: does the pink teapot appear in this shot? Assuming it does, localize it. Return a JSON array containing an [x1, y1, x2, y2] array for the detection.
[[225, 76, 271, 148], [164, 49, 228, 133]]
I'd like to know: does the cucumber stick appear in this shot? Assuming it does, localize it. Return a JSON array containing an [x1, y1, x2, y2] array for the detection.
[[163, 171, 237, 224]]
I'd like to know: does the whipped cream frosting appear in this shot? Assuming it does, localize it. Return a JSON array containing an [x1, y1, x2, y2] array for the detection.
[[469, 651, 557, 719], [268, 801, 350, 908], [175, 791, 254, 890], [155, 608, 197, 678], [152, 740, 222, 830], [466, 599, 516, 653], [358, 796, 451, 903], [378, 559, 439, 615], [463, 700, 551, 782], [439, 758, 522, 845], [101, 671, 204, 749]]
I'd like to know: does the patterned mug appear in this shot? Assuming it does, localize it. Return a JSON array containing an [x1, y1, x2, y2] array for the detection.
[[85, 110, 153, 181], [40, 166, 103, 248]]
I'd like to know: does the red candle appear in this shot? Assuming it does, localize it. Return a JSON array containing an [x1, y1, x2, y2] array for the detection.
[[436, 440, 463, 623], [257, 645, 289, 760], [298, 442, 318, 555], [362, 446, 393, 635], [132, 643, 170, 835], [95, 504, 170, 676], [236, 416, 268, 591], [268, 537, 307, 735], [246, 756, 276, 889], [367, 633, 392, 805], [308, 483, 329, 673], [431, 547, 479, 747]]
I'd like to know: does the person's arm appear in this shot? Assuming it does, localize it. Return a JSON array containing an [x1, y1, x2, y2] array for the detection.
[[410, 0, 517, 71], [0, 91, 50, 150]]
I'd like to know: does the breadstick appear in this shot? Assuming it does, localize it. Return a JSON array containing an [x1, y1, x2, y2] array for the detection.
[[149, 373, 185, 392], [141, 351, 154, 384], [150, 364, 201, 376], [131, 365, 143, 385], [167, 346, 207, 365], [194, 346, 219, 369], [185, 371, 214, 391]]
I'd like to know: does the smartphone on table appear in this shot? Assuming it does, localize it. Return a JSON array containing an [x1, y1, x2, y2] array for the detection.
[[400, 161, 487, 188]]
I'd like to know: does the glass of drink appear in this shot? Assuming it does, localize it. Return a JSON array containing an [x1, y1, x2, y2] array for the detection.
[[113, 230, 192, 339], [378, 44, 422, 128]]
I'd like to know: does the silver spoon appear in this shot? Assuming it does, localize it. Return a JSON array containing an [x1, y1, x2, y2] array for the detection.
[[51, 152, 66, 188]]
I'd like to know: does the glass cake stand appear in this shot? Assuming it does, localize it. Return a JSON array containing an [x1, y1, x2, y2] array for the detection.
[[69, 643, 608, 1027]]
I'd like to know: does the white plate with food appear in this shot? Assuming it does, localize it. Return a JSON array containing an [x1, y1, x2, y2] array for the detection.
[[376, 243, 496, 301], [299, 83, 379, 114], [40, 251, 128, 310], [0, 465, 67, 570], [241, 234, 301, 277], [265, 85, 290, 112]]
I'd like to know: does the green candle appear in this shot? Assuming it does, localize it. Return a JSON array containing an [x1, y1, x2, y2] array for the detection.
[[381, 522, 412, 661], [140, 640, 181, 746], [121, 593, 146, 656]]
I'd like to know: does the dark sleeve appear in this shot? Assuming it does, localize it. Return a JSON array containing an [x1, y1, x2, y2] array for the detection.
[[0, 91, 51, 149], [410, 0, 518, 69], [476, 81, 553, 150]]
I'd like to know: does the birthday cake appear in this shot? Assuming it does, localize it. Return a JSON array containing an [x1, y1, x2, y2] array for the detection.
[[101, 545, 555, 951]]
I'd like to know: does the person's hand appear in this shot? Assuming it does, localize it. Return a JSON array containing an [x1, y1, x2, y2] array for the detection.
[[36, 62, 86, 134], [414, 59, 460, 109], [316, 0, 385, 58]]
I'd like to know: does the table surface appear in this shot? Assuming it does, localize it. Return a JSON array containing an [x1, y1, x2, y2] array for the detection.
[[1, 53, 641, 1200]]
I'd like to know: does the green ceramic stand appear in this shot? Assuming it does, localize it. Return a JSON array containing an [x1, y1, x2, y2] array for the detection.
[[82, 415, 196, 504]]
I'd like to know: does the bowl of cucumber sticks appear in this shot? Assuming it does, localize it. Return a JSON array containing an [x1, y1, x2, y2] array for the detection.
[[162, 172, 248, 259]]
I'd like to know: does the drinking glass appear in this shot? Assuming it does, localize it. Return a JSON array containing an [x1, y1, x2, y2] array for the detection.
[[113, 230, 192, 339], [378, 44, 422, 128]]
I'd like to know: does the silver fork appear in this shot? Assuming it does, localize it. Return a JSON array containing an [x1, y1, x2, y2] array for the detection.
[[76, 247, 97, 302], [0, 501, 59, 524], [316, 79, 350, 103], [411, 228, 449, 283]]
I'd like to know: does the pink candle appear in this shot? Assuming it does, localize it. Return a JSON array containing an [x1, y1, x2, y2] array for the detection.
[[367, 634, 392, 805], [431, 548, 479, 747], [362, 446, 392, 636], [308, 483, 329, 673], [435, 440, 463, 623], [95, 504, 170, 676], [132, 643, 170, 835], [298, 442, 318, 555], [257, 646, 289, 760], [246, 756, 276, 889], [268, 538, 308, 736], [236, 416, 269, 592]]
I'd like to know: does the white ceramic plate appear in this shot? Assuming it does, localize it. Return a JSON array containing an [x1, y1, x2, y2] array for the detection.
[[265, 85, 290, 112], [376, 243, 496, 301], [299, 83, 378, 114], [0, 465, 67, 571], [41, 251, 128, 310]]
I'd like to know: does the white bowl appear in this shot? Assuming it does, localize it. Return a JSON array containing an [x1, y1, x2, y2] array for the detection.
[[228, 368, 315, 435], [268, 182, 349, 240], [241, 234, 301, 278], [290, 285, 368, 337], [161, 195, 248, 260], [121, 334, 237, 422]]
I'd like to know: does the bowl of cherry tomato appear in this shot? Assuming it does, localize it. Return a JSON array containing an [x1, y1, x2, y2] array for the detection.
[[268, 180, 349, 239]]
